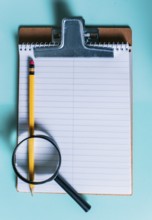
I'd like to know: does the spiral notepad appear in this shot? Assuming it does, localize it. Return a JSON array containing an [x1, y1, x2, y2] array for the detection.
[[17, 42, 132, 195]]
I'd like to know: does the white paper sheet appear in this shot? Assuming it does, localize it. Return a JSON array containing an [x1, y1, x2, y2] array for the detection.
[[17, 44, 132, 195]]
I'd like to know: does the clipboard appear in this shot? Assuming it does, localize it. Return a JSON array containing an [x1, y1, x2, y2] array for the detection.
[[17, 18, 132, 196]]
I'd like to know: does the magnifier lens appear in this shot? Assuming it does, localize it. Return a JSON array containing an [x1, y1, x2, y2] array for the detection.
[[14, 136, 61, 184]]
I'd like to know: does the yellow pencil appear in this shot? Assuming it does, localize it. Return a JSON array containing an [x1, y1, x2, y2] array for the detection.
[[28, 59, 35, 194]]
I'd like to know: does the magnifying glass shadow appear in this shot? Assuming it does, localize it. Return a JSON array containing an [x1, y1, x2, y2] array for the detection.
[[0, 108, 17, 159]]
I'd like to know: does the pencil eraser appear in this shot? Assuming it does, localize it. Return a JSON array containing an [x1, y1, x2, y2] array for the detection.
[[29, 59, 34, 65]]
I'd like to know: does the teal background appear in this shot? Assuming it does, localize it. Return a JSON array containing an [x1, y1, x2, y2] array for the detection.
[[0, 0, 152, 219]]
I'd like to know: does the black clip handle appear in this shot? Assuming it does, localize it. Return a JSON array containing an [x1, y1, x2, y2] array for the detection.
[[55, 174, 91, 212]]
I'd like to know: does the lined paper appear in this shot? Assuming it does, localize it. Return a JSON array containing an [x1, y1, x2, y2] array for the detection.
[[17, 45, 132, 195]]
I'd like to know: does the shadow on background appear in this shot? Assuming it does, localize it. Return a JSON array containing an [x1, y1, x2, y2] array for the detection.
[[2, 0, 74, 152], [0, 32, 19, 155], [52, 0, 73, 26]]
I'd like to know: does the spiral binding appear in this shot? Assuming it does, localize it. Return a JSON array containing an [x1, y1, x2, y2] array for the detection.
[[19, 42, 58, 51], [19, 42, 130, 51]]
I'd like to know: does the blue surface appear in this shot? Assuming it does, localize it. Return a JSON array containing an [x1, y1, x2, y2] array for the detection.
[[0, 0, 152, 219]]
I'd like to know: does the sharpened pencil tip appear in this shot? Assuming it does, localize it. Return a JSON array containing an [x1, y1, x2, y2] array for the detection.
[[30, 187, 34, 196]]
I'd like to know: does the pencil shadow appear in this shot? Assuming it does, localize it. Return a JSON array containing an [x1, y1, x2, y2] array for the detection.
[[52, 0, 73, 26]]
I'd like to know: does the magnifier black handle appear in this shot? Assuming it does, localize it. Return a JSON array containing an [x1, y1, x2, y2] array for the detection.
[[55, 174, 91, 212]]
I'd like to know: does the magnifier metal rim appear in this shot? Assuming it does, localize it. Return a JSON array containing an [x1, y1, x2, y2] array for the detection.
[[12, 135, 62, 185]]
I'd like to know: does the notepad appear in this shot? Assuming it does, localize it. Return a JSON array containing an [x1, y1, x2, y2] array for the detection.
[[17, 43, 132, 195]]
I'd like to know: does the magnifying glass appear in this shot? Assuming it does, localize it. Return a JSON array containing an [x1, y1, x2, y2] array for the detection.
[[12, 135, 91, 212]]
